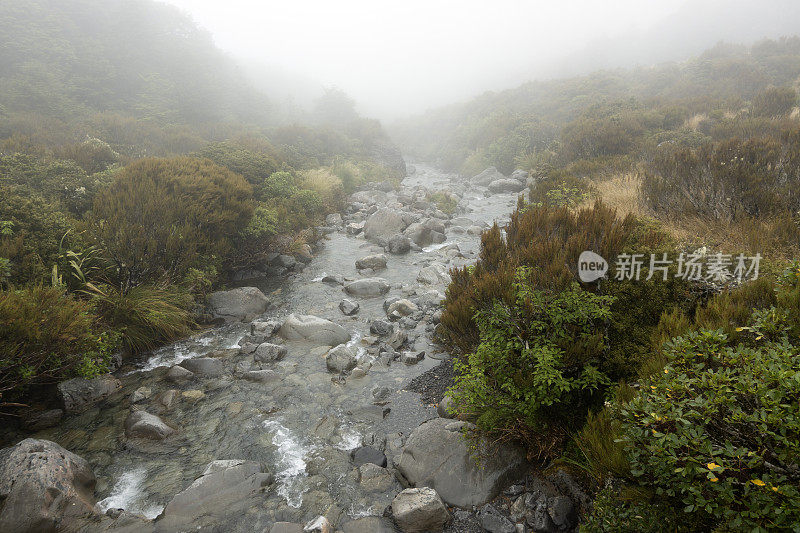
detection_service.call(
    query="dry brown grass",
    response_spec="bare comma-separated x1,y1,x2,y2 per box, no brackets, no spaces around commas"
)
579,172,646,219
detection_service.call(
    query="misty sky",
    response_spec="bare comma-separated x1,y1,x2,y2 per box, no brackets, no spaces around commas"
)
161,0,797,119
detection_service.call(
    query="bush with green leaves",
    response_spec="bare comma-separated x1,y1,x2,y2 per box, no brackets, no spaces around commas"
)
0,285,118,398
450,267,616,455
596,328,800,531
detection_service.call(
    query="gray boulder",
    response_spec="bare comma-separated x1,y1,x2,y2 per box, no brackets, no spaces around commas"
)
471,167,505,186
341,516,398,533
166,365,194,383
352,446,387,467
57,374,121,413
395,419,527,508
350,190,388,205
207,287,270,323
179,357,225,377
511,169,529,182
387,299,418,317
280,314,350,346
387,234,412,254
364,208,408,242
417,264,451,285
0,439,97,533
326,344,357,374
488,178,525,194
355,253,387,271
270,523,303,533
344,278,390,297
254,343,288,363
339,298,360,316
478,504,515,533
391,487,450,533
124,410,175,440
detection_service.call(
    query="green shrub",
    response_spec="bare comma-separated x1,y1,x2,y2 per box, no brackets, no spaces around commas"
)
87,157,253,287
241,204,279,239
258,170,296,199
451,268,615,456
602,329,800,531
196,141,279,186
429,191,457,215
0,285,118,397
751,85,797,118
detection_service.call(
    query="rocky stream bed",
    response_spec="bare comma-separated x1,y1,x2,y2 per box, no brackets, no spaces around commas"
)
0,164,588,533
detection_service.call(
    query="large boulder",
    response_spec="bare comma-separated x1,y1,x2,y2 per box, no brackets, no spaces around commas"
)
124,410,175,440
511,169,529,182
57,374,121,413
488,178,526,194
179,357,225,377
395,419,527,508
471,167,505,187
391,487,450,533
344,278,390,298
326,344,357,374
158,460,273,529
387,234,411,254
350,190,388,205
355,253,388,271
364,209,408,243
0,439,97,532
279,314,350,346
254,343,288,363
340,516,398,533
416,264,451,286
403,219,446,247
207,287,270,323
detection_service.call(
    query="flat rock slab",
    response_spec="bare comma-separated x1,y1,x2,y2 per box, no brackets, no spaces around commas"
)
57,374,121,413
279,314,350,346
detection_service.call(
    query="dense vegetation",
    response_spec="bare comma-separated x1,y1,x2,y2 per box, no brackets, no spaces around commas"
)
0,0,403,403
425,38,800,531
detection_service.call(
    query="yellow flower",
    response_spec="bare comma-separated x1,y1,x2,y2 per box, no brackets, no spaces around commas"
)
710,476,719,482
772,486,779,492
706,462,720,470
751,479,766,487
664,368,669,374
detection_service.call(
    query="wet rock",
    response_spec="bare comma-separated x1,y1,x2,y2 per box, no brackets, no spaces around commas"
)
159,460,274,528
547,496,577,530
387,299,418,317
526,497,556,533
0,438,97,533
130,386,152,404
166,365,194,383
57,374,121,413
280,314,350,346
471,166,505,186
350,367,367,378
396,419,527,508
401,351,425,365
437,393,456,418
417,290,445,308
511,169,529,182
21,409,63,431
355,253,388,270
124,410,175,440
243,369,280,383
254,343,288,363
356,463,394,493
350,190,388,205
270,523,303,533
372,386,392,404
339,298,360,316
364,208,408,243
344,277,390,297
276,254,297,269
370,319,393,336
346,221,365,235
182,390,205,402
179,357,225,377
325,213,343,226
153,389,178,410
340,516,398,532
323,274,345,285
389,329,409,349
391,487,450,533
488,178,525,193
417,264,451,285
207,287,270,323
387,234,411,254
304,515,333,533
352,446,387,467
252,319,282,337
326,344,357,374
478,504,515,533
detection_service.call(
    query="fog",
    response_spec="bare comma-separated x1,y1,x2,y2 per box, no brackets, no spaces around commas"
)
162,0,800,119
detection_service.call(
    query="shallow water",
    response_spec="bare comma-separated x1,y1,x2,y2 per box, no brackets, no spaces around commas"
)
27,163,522,529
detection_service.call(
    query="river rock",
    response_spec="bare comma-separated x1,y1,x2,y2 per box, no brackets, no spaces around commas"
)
130,386,152,404
355,253,387,270
166,365,194,383
339,298,360,316
326,344,357,374
437,393,456,418
207,287,270,323
57,374,121,413
387,299,418,317
396,419,527,508
242,369,281,383
254,343,288,363
488,178,525,194
387,234,411,254
270,523,303,533
391,487,450,533
340,516,398,533
344,277,390,297
364,208,407,242
417,264,451,285
478,504,515,533
279,314,350,346
369,319,393,336
352,446,387,467
159,460,274,529
125,410,175,440
350,190,388,205
401,351,424,365
252,319,281,337
0,439,97,533
179,357,225,377
357,463,394,493
471,167,505,186
325,213,343,226
511,169,529,182
21,409,63,431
